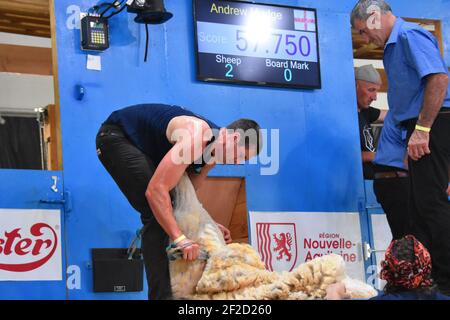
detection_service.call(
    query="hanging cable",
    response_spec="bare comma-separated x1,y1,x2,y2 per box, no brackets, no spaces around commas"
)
99,0,122,17
88,2,112,15
144,23,149,62
102,0,128,19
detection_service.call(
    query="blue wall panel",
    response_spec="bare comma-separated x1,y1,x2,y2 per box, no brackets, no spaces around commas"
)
0,170,63,210
0,170,67,299
52,0,450,299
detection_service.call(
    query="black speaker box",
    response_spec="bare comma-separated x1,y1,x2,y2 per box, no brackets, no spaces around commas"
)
92,248,144,293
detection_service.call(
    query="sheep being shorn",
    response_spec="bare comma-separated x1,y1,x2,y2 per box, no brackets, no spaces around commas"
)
169,174,377,300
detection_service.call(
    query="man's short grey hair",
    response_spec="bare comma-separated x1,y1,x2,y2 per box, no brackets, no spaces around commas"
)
351,0,392,26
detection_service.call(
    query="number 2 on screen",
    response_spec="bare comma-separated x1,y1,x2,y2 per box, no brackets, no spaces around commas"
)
225,64,234,78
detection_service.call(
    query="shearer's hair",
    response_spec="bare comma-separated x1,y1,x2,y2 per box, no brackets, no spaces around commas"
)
226,119,263,155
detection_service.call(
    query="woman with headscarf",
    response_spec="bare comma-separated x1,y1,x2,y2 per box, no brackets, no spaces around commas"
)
371,235,450,300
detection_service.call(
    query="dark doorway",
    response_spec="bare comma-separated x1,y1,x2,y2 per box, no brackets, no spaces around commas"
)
0,115,43,170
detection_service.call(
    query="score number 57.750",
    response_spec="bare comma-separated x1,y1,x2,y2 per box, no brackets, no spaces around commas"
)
236,30,311,57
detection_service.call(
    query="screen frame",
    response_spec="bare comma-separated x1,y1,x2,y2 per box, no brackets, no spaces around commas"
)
193,0,322,90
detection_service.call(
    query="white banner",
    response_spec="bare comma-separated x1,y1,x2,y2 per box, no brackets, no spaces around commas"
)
0,209,62,281
249,211,365,281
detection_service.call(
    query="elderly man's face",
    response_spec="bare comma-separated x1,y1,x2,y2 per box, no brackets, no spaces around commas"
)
356,80,380,110
353,17,387,48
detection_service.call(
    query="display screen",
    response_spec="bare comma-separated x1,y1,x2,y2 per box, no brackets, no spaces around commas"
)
90,21,104,29
194,0,321,89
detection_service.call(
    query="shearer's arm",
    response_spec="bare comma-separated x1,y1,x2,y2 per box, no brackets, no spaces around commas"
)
145,126,208,260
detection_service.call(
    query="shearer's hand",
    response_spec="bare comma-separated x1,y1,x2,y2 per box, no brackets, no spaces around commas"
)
177,238,200,261
408,129,431,161
216,223,232,244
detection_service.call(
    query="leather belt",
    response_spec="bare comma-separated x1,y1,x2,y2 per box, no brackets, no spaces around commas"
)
374,171,408,179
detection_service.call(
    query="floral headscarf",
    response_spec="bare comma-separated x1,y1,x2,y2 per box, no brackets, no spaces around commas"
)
380,235,433,290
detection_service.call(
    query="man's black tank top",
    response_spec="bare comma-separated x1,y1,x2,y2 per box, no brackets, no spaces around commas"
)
104,104,220,170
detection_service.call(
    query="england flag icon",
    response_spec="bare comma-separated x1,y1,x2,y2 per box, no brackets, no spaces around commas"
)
294,10,316,32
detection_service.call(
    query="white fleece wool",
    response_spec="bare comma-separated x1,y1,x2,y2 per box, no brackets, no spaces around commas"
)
341,277,378,299
169,174,376,300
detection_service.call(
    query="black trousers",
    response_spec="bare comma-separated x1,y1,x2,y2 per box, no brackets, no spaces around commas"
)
405,112,450,293
95,124,173,300
373,176,411,240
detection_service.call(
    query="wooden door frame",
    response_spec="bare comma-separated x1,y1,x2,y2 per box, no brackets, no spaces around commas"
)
49,0,62,170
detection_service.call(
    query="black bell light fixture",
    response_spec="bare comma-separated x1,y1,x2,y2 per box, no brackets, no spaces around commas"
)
127,0,173,62
127,0,173,24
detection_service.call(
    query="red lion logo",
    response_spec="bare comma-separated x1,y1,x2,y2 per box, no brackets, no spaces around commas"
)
273,232,293,261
